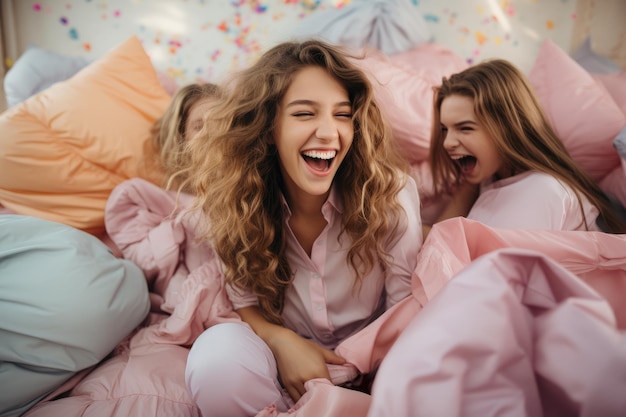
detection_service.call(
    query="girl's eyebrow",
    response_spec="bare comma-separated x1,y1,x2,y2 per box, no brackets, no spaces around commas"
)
285,99,352,108
442,120,479,128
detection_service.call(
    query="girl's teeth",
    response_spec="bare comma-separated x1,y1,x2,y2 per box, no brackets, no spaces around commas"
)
302,150,336,159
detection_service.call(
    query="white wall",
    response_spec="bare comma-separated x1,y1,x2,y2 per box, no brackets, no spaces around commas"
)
1,1,578,79
0,0,624,99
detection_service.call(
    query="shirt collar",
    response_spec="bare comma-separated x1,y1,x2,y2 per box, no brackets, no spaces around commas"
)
280,183,344,221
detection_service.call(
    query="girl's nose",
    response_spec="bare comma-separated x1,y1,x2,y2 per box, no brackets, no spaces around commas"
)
443,131,458,151
315,116,340,141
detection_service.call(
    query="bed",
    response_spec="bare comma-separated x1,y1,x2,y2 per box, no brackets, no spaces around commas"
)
1,14,626,417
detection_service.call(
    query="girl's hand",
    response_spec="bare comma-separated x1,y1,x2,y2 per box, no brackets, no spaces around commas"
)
237,306,346,403
268,328,346,403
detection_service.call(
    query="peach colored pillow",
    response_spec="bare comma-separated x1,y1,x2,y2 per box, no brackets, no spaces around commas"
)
528,39,625,182
0,36,169,235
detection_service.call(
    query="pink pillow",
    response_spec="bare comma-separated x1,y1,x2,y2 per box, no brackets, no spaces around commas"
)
354,44,468,164
592,72,626,117
528,39,625,182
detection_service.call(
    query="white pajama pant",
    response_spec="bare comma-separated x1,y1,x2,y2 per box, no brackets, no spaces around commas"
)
0,215,150,417
185,322,291,417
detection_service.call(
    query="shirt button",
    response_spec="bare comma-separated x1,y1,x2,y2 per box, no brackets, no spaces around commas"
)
323,334,332,339
312,273,320,279
316,305,324,311
317,241,324,246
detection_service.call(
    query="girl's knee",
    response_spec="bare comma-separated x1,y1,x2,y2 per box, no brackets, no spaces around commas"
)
185,322,284,417
186,322,253,380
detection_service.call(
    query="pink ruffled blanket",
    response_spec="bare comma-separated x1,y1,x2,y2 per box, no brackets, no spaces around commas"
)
24,179,626,417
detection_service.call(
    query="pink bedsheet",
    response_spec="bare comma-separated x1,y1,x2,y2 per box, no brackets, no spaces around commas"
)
24,214,626,417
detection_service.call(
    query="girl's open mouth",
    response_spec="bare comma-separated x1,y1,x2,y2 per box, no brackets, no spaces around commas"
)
302,150,336,172
454,155,477,174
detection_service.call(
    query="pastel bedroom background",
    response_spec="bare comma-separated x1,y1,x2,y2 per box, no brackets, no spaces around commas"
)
0,0,625,113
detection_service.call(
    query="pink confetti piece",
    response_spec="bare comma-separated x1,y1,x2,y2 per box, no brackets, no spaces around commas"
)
33,3,41,11
211,49,223,62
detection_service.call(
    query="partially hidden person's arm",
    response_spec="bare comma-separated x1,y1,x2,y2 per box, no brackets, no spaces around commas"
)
237,306,345,403
423,181,479,240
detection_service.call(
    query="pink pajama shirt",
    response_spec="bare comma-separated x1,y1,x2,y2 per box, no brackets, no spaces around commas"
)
185,177,423,417
468,171,601,231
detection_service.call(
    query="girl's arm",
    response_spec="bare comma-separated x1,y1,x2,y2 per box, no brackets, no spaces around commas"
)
423,181,479,239
237,306,346,402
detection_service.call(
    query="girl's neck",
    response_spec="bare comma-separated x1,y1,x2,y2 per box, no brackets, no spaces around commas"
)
285,192,329,257
494,165,520,182
285,190,328,218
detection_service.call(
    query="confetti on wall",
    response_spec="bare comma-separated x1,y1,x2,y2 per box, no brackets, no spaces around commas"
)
10,0,577,85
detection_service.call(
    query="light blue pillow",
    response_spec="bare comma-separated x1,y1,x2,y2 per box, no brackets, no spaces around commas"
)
0,214,149,415
570,37,622,75
291,0,430,55
614,125,626,160
3,45,91,107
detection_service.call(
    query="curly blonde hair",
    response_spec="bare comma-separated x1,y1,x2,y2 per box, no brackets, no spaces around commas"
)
429,59,626,233
152,82,220,191
182,39,410,323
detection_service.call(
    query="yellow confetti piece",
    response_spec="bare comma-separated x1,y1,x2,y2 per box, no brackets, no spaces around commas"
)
475,31,488,45
494,37,502,45
4,57,14,68
546,19,554,30
167,68,185,79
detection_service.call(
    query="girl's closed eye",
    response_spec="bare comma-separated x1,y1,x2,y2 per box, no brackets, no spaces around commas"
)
292,111,314,117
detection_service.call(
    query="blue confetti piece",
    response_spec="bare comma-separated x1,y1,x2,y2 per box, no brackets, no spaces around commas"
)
424,14,439,23
69,28,78,40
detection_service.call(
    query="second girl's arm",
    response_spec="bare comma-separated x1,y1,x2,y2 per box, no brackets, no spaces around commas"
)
423,181,479,239
237,306,345,403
